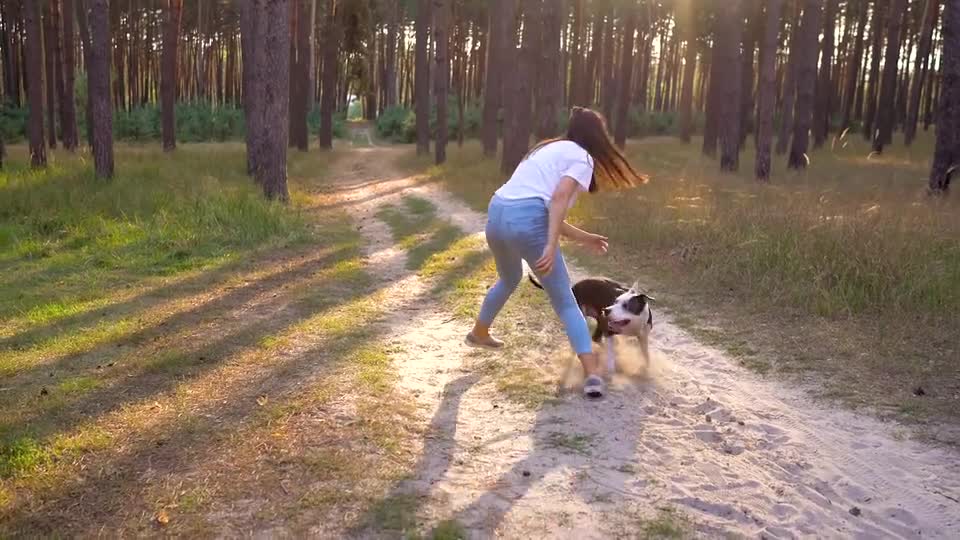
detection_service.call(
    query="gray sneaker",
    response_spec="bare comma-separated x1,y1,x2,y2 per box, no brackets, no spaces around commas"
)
583,375,605,399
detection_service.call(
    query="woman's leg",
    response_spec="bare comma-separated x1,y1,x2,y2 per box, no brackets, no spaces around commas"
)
469,219,523,348
534,249,601,381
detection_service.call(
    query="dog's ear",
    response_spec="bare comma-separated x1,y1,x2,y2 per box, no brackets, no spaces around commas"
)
640,293,656,303
630,279,641,292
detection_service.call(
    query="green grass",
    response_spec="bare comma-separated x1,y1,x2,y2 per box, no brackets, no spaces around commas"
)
0,144,313,354
545,432,594,455
639,508,690,539
405,134,960,433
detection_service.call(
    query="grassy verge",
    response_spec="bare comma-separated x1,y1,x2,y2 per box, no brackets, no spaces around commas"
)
400,136,960,439
0,144,424,535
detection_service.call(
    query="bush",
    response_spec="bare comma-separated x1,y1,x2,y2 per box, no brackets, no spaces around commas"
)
307,105,347,139
376,98,483,143
1,99,346,145
0,102,28,143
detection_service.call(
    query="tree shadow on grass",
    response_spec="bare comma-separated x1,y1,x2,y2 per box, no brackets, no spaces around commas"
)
0,225,502,536
0,245,374,445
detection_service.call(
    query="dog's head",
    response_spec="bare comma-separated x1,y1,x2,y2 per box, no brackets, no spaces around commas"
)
602,281,654,336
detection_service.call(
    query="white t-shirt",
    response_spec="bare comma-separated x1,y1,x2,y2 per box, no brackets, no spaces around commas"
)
495,140,594,208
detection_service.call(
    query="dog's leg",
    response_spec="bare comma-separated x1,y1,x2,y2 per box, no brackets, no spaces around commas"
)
638,331,651,370
605,336,616,375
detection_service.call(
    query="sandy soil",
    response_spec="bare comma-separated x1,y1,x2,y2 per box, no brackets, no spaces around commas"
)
324,144,960,539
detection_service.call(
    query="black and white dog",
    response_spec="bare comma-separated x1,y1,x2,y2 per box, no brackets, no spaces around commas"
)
527,274,654,375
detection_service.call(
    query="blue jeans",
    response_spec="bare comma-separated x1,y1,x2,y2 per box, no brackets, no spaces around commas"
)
477,195,593,355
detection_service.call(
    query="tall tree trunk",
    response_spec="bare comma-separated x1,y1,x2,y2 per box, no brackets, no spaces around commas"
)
48,1,63,149
245,0,291,200
87,0,113,179
587,4,605,105
43,2,57,149
702,47,720,156
678,0,697,143
240,0,256,169
161,0,182,152
482,0,517,157
318,0,339,149
25,0,46,167
929,0,959,194
308,0,317,105
384,0,400,108
740,0,759,145
873,0,907,153
717,0,743,171
788,0,823,169
841,0,868,131
776,0,802,155
755,0,784,182
535,0,563,139
291,0,310,151
863,0,887,140
415,0,431,155
434,0,449,164
500,15,533,173
906,0,940,145
569,0,585,106
76,0,94,148
613,2,637,148
813,0,837,148
59,0,78,151
601,3,616,120
653,30,666,111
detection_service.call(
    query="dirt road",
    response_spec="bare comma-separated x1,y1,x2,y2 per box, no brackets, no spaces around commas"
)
316,145,960,539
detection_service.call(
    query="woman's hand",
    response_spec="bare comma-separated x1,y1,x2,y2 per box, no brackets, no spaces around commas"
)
579,232,609,255
534,243,557,276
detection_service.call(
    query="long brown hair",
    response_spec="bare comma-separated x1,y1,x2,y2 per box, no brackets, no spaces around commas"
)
526,107,649,193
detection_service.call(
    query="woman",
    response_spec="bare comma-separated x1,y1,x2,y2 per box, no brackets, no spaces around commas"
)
466,107,648,398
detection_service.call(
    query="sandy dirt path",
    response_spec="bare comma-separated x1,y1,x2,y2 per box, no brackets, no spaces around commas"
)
324,145,960,539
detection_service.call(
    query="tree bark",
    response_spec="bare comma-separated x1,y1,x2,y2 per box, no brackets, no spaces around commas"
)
906,0,940,145
318,0,339,149
587,3,605,106
788,0,823,169
87,0,113,178
415,0,431,155
929,0,959,194
501,6,534,175
384,0,400,108
244,0,291,200
75,0,94,148
60,0,78,151
291,0,310,151
434,0,449,164
755,0,784,182
872,0,907,153
841,0,868,131
601,3,616,120
678,0,697,143
739,0,759,146
240,0,257,168
569,0,585,106
812,0,837,148
161,0,182,152
863,0,887,140
25,0,47,167
717,0,743,171
776,0,802,155
535,0,564,140
613,2,637,148
45,1,61,149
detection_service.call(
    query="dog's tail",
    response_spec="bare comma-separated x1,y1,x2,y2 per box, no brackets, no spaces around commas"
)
527,273,545,290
